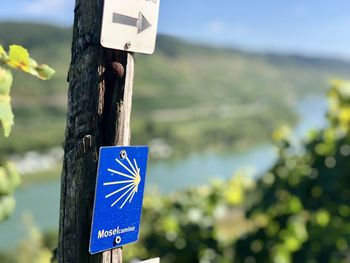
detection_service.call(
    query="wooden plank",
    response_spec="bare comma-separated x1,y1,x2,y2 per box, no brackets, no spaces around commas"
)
101,52,135,263
115,52,135,146
111,248,123,263
102,250,111,263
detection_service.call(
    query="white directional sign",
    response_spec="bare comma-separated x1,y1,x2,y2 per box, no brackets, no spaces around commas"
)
101,0,160,54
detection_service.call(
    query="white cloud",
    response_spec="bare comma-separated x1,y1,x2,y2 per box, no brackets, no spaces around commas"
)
206,20,227,34
24,0,71,15
205,20,252,38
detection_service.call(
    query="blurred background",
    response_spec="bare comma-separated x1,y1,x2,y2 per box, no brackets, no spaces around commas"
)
0,1,350,262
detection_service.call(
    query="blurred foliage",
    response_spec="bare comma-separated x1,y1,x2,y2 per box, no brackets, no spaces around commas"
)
0,66,14,137
121,81,350,263
0,44,54,136
123,174,256,263
0,162,19,222
0,43,54,223
0,213,55,263
234,80,350,263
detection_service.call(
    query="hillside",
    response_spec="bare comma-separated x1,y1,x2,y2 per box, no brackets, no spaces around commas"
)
0,22,349,156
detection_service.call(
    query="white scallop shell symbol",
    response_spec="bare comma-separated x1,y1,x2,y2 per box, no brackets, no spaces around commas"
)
104,151,141,209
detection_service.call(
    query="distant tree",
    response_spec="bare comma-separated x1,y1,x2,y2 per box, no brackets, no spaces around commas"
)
0,44,54,222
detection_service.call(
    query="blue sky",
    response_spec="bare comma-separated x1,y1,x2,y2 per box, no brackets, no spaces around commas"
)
1,0,349,59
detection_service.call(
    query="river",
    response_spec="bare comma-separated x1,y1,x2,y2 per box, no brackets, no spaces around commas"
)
0,96,328,250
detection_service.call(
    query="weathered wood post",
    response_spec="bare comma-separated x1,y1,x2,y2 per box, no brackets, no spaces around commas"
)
57,0,134,262
58,0,159,261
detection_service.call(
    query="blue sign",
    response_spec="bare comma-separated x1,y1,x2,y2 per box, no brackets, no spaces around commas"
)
89,146,149,254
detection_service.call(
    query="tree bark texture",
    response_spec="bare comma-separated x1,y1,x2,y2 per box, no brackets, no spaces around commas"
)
58,0,134,262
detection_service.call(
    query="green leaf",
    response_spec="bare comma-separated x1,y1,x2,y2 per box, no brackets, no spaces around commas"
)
0,45,7,60
0,196,16,222
3,45,55,80
315,210,330,227
0,94,14,137
0,163,19,195
5,162,20,190
0,67,14,137
0,166,9,195
8,45,30,71
36,64,56,80
0,67,13,95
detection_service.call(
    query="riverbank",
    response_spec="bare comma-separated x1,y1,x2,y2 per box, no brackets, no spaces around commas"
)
0,96,328,250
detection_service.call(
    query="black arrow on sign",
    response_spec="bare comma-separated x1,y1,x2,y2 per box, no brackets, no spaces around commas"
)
112,12,152,34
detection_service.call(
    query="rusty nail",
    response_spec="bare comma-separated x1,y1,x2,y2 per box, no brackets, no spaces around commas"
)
111,62,125,78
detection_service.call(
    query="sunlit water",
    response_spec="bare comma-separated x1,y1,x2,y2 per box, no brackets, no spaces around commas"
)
0,96,328,250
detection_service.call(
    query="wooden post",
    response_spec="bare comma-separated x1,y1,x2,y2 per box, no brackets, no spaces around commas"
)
57,0,135,262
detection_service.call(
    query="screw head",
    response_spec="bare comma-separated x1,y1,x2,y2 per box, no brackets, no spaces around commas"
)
115,236,122,244
125,42,131,49
120,150,127,159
